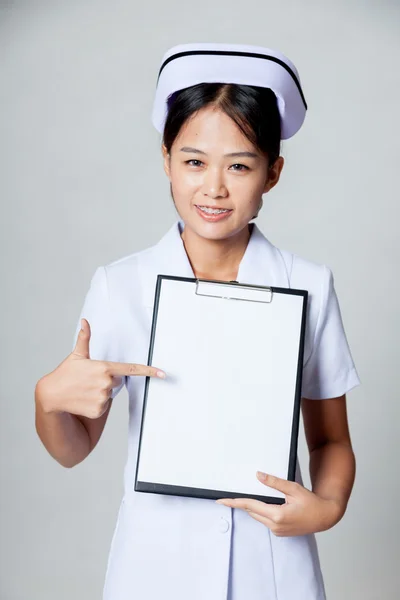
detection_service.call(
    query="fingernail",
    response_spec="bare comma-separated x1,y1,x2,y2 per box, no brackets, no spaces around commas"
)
216,500,225,505
157,370,166,379
257,471,267,480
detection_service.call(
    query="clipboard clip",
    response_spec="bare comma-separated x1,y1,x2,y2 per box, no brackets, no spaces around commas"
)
195,278,273,304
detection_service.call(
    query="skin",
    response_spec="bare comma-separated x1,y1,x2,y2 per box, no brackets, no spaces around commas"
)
162,105,284,281
163,104,356,536
35,319,165,468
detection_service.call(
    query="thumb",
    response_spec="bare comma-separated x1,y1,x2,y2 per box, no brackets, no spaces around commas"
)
73,318,91,359
256,472,297,496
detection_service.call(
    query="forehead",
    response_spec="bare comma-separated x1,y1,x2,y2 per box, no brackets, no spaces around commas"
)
173,106,254,149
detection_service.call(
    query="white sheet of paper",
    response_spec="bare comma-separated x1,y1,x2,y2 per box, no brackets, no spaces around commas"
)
136,278,305,500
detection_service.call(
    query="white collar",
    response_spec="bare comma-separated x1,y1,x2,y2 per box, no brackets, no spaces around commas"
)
138,219,291,308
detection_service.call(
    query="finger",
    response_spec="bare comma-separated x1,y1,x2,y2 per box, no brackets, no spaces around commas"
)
103,361,166,379
247,511,277,530
98,397,112,418
216,498,281,521
73,318,91,359
256,471,299,497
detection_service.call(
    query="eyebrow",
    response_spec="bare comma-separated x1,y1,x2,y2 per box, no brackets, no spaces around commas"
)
179,146,259,159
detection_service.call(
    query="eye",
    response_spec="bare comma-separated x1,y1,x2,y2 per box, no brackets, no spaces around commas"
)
230,164,249,171
185,159,203,167
184,160,249,171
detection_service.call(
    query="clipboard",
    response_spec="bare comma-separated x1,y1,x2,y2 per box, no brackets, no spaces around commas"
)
135,275,308,504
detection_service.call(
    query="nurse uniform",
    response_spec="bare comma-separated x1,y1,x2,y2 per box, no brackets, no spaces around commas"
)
72,44,361,600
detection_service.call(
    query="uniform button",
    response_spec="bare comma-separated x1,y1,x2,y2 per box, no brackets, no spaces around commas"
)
219,518,230,533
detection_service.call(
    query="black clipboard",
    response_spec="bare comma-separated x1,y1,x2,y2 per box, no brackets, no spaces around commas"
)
135,275,307,504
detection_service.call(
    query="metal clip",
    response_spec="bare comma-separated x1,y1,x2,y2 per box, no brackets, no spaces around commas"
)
195,279,273,303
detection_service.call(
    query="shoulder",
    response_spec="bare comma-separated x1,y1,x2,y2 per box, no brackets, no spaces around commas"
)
278,245,332,296
277,247,338,366
101,241,159,283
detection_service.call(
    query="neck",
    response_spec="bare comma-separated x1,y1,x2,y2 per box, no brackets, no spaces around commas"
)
180,222,253,281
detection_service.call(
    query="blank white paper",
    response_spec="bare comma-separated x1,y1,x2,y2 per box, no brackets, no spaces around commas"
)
136,278,305,500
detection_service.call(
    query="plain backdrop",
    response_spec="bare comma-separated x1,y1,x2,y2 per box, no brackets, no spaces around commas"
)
1,0,399,598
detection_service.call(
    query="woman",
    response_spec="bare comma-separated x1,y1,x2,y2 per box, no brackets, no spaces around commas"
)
35,43,361,600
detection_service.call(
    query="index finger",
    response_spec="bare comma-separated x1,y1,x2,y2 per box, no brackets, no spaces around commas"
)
103,361,166,379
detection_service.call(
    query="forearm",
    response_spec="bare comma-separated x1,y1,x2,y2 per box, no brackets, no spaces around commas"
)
309,441,356,522
35,380,90,468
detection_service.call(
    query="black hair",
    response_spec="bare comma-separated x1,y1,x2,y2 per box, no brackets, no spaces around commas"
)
162,83,281,168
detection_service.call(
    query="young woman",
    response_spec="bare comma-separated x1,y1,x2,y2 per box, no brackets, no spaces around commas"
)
35,43,361,600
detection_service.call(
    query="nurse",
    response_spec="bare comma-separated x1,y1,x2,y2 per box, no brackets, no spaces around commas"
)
35,43,361,600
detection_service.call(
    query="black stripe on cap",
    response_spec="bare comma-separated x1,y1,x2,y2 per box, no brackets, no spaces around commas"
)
157,50,307,110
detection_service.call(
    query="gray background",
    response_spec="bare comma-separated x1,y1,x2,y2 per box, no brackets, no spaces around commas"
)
1,0,399,598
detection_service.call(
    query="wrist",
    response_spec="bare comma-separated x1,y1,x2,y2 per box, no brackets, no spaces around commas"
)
319,496,346,530
35,376,61,415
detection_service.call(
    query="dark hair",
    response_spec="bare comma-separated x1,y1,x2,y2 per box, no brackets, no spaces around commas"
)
162,83,281,168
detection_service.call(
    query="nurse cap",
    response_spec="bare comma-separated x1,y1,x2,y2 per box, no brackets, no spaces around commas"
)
151,42,307,140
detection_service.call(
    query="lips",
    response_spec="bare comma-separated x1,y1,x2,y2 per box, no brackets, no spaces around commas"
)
195,204,232,213
194,204,233,222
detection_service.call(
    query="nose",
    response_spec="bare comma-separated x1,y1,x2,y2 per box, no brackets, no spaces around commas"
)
202,168,228,199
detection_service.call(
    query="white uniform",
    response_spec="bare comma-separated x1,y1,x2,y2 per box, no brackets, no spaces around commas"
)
73,219,361,600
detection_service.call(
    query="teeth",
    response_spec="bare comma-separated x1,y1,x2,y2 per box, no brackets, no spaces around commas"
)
198,206,231,215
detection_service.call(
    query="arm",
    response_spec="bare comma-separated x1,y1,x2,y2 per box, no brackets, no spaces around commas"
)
35,319,165,469
301,394,356,523
216,394,356,535
35,374,112,469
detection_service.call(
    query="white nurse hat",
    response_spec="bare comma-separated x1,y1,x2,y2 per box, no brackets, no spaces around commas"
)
151,42,307,140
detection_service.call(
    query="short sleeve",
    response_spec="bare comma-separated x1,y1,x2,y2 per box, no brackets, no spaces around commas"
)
72,266,125,399
301,264,361,399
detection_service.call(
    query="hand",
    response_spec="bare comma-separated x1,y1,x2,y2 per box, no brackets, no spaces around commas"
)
35,318,166,419
216,471,342,537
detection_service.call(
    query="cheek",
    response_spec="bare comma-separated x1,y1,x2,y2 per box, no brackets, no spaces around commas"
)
234,180,263,203
233,173,265,194
241,186,263,214
171,167,199,195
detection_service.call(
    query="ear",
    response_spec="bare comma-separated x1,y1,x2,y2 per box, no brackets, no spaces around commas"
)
162,144,171,180
263,156,285,194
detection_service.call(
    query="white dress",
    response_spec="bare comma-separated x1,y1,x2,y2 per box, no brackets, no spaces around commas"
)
73,220,361,600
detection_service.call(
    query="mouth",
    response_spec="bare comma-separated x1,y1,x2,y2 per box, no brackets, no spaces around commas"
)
194,204,233,222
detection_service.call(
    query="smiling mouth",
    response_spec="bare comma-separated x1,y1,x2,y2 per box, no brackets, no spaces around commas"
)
195,205,233,215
